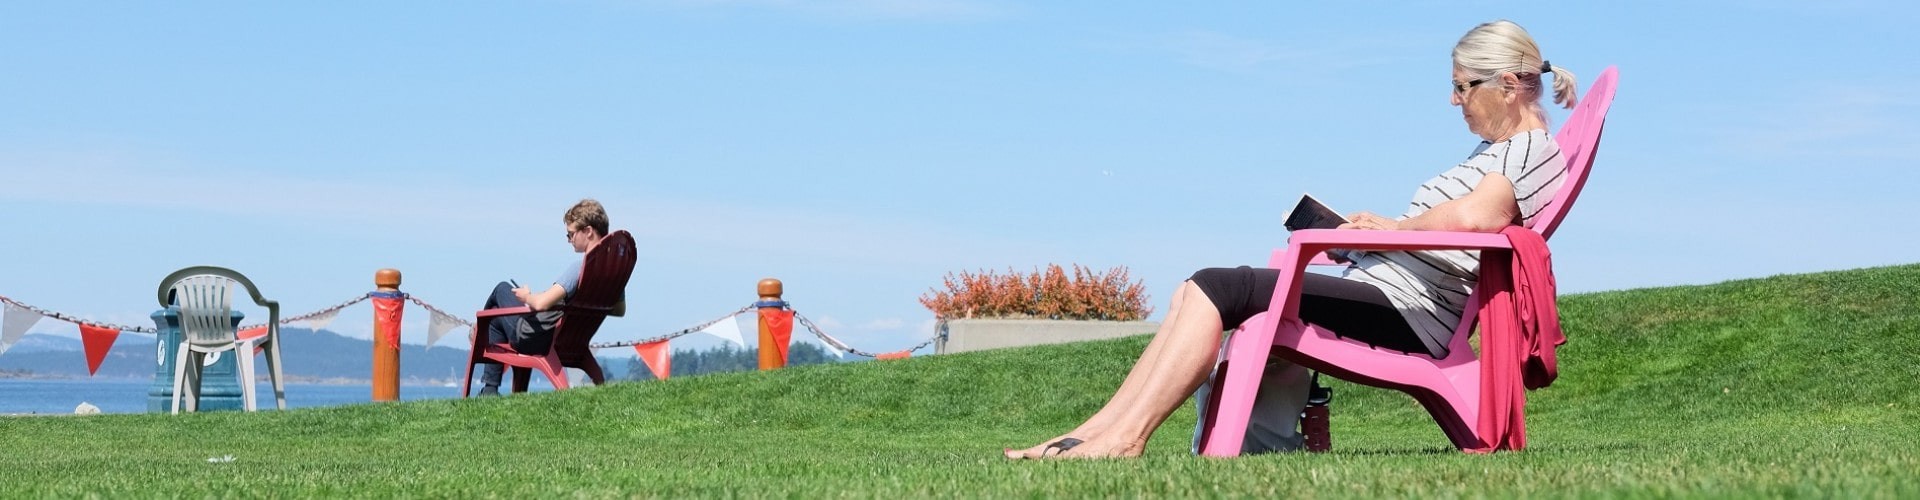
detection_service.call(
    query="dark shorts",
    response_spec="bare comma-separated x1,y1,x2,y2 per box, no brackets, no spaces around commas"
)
1188,266,1433,356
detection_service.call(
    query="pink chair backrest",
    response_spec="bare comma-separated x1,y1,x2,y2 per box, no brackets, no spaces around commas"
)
1528,66,1618,240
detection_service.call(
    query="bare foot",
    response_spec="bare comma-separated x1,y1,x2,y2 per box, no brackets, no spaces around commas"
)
1004,426,1106,460
1047,435,1145,459
1005,431,1146,460
1002,437,1088,460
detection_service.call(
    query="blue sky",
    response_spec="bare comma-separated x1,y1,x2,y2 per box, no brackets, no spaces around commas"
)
3,1,1917,359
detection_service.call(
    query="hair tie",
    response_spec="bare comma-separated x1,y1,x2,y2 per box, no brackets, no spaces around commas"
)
1539,60,1552,74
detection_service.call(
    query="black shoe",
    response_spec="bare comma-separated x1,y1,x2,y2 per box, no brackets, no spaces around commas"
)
478,385,500,397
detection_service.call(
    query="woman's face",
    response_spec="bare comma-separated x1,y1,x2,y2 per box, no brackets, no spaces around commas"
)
1451,67,1509,141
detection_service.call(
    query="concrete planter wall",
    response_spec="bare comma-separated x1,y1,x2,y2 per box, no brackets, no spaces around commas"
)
935,318,1160,355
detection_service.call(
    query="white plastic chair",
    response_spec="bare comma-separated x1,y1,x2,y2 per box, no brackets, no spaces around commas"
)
158,266,287,413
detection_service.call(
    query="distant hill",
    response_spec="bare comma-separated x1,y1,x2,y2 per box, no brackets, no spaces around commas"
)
0,328,629,383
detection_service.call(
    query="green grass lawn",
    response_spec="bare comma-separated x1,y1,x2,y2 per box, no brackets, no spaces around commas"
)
4,265,1919,497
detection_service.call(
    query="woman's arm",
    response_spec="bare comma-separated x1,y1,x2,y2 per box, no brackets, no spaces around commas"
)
1344,173,1519,233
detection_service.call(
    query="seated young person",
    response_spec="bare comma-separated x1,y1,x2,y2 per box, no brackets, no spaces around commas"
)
474,198,627,396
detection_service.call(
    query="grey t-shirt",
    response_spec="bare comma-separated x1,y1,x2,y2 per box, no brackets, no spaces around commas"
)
524,260,585,336
554,259,584,298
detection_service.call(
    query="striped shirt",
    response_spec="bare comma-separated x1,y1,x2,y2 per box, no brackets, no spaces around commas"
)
1341,128,1566,357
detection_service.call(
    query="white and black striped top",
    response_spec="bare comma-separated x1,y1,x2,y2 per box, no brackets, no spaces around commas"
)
1342,128,1566,356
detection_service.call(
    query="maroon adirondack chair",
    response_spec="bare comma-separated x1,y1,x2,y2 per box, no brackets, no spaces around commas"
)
461,230,636,396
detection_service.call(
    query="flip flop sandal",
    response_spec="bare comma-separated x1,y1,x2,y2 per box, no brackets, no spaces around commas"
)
1042,437,1084,457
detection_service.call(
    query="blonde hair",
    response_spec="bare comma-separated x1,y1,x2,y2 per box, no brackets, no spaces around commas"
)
1453,20,1578,119
564,198,609,237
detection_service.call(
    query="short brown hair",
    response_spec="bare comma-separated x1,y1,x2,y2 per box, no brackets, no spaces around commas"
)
564,199,609,237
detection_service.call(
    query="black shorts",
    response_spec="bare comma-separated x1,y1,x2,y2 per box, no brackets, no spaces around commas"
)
1188,266,1433,356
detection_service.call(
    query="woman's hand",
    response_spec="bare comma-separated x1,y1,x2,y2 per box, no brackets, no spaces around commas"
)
1338,212,1401,231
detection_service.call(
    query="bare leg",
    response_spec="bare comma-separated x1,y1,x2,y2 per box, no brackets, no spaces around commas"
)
1006,281,1225,459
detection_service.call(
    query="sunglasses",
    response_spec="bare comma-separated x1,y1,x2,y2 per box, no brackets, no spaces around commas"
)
1452,77,1489,96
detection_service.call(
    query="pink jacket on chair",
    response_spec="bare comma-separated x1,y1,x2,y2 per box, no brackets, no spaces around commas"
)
1469,225,1566,452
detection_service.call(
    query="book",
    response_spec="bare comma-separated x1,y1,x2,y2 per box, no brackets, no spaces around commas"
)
1283,193,1348,231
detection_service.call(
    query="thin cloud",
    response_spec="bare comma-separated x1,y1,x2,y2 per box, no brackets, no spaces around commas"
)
0,151,1036,268
857,318,904,330
1715,83,1920,161
1113,30,1408,75
639,0,1004,21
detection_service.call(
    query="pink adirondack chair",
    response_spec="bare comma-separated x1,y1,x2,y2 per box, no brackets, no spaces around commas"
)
461,230,637,396
1197,67,1618,455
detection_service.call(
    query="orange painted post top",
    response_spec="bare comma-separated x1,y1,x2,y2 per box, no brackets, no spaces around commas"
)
371,269,404,402
756,278,788,371
375,269,402,290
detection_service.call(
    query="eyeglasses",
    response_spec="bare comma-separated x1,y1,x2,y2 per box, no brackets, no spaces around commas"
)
565,227,581,240
1452,77,1489,96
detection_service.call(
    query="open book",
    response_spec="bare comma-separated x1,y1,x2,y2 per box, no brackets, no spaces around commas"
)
1283,193,1348,231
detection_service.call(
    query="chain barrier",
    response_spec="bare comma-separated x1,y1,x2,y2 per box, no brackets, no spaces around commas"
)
236,293,374,331
790,308,939,358
405,294,474,328
7,292,940,359
0,295,160,334
588,303,757,349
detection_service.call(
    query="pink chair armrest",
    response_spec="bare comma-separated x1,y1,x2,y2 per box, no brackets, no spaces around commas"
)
1264,229,1518,319
1285,229,1514,255
476,306,534,319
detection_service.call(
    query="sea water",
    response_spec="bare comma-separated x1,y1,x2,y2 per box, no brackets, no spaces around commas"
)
0,378,530,415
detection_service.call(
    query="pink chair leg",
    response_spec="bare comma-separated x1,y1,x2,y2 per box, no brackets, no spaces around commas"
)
1200,313,1287,456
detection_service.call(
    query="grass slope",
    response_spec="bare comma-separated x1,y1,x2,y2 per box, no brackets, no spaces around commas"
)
3,265,1918,497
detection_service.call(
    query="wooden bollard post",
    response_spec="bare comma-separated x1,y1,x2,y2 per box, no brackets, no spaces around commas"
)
370,269,405,401
756,278,789,371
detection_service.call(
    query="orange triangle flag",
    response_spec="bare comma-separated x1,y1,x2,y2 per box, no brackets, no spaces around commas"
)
761,309,794,365
238,326,269,341
876,350,911,361
78,324,121,376
633,340,671,380
238,326,270,355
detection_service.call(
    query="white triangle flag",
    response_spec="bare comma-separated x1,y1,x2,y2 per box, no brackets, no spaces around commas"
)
696,314,746,347
425,310,464,350
2,302,46,356
813,336,846,359
304,308,343,332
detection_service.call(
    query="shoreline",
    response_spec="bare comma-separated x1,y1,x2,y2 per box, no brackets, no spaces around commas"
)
0,376,469,387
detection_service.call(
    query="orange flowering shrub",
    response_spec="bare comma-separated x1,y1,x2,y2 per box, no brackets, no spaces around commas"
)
919,264,1153,321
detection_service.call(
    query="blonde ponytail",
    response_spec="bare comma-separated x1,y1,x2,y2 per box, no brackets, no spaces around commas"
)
1544,63,1578,110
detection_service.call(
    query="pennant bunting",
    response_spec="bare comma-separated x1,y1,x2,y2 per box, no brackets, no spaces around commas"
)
813,336,846,359
761,309,794,365
875,350,912,361
2,301,45,356
237,326,269,341
238,326,270,356
633,340,671,380
304,308,342,332
425,310,463,350
697,314,746,347
78,324,121,375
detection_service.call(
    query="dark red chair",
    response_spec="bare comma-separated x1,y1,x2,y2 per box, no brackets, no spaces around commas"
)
461,230,636,396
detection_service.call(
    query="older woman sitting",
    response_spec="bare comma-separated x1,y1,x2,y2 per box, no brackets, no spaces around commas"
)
1006,19,1580,459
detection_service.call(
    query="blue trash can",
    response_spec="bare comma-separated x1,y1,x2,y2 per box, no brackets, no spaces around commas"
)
147,307,247,412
